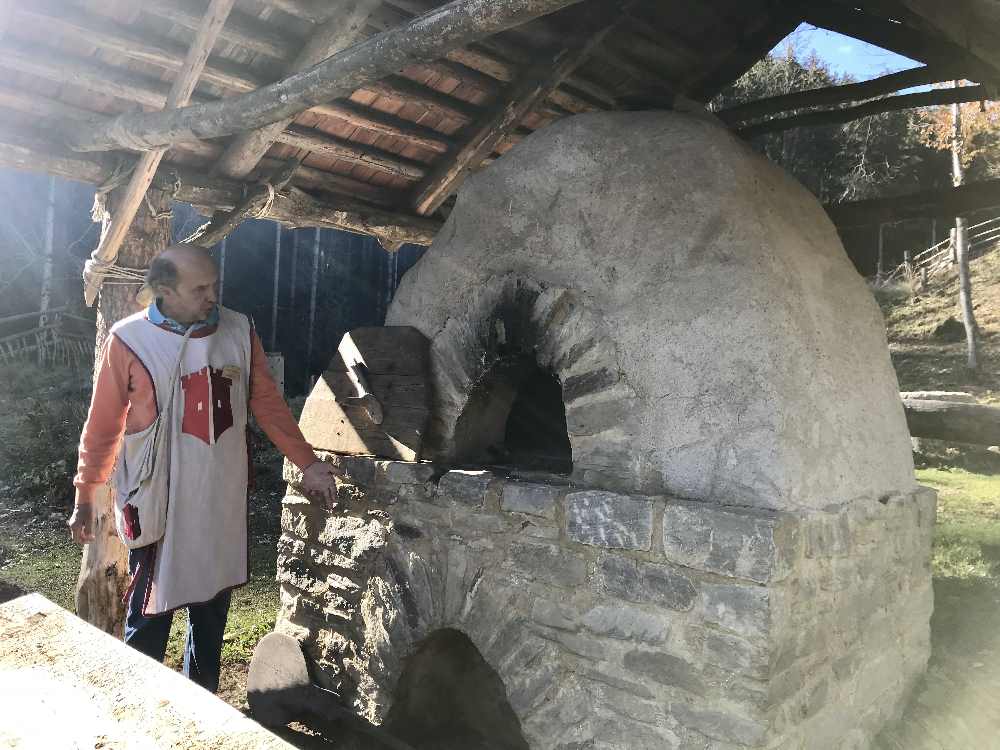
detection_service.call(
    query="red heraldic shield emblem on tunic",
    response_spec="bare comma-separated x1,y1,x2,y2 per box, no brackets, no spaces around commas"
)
180,366,234,444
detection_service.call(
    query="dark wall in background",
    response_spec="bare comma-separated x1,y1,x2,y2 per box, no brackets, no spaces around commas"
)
172,203,425,395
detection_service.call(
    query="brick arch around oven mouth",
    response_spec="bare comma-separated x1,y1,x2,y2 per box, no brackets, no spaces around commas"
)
422,273,655,493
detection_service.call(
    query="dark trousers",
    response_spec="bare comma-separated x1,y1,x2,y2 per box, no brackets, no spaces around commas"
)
123,546,232,693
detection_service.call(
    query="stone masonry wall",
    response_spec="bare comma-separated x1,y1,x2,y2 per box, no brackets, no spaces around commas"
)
275,454,934,750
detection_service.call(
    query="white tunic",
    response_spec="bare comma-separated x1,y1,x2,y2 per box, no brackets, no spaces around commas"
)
112,307,252,615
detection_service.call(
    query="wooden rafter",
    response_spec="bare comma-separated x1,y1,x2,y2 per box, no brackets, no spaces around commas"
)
83,0,236,306
739,84,991,138
718,65,952,125
412,6,627,216
0,84,399,206
66,0,589,153
18,3,456,153
0,128,442,245
0,42,443,183
215,0,380,180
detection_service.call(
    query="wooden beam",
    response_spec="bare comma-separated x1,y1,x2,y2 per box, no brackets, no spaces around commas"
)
143,0,295,61
0,128,442,245
0,41,444,180
83,0,236,306
902,398,1000,445
825,178,1000,228
19,3,455,153
739,84,991,138
17,1,262,95
0,88,399,206
363,76,482,122
262,0,337,24
215,0,380,179
277,125,429,180
896,0,1000,84
412,8,623,216
67,0,589,153
718,65,951,125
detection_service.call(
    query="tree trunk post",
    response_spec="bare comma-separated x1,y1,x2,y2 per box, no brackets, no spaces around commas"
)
951,81,979,371
75,186,172,638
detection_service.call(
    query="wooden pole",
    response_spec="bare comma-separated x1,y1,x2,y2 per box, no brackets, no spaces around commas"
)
737,85,990,139
81,0,236,306
952,81,979,371
718,65,949,125
877,223,886,280
75,187,172,638
39,176,55,331
270,223,282,352
218,237,227,306
66,0,589,153
307,228,320,372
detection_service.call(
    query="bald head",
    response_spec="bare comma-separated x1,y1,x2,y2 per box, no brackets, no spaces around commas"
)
148,244,220,324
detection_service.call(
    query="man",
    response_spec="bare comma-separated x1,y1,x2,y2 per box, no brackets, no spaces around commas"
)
68,244,339,693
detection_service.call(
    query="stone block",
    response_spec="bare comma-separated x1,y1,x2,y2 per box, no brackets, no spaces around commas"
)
531,598,579,631
662,500,797,584
703,631,768,680
507,541,588,588
566,491,653,551
623,650,705,697
501,481,562,519
376,460,436,486
701,583,769,639
581,604,669,644
600,556,697,611
437,469,494,507
670,703,767,746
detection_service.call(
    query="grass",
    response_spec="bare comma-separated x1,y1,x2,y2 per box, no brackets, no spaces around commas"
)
918,468,1000,580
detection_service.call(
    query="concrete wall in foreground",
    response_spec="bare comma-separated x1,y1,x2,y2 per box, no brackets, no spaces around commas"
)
386,111,916,512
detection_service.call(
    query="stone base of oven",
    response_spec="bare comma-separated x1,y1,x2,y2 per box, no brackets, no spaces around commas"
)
275,454,934,750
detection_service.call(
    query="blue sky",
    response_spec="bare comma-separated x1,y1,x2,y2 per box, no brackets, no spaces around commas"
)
772,22,921,81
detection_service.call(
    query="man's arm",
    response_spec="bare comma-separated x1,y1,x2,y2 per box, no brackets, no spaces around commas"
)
69,336,133,543
248,330,340,507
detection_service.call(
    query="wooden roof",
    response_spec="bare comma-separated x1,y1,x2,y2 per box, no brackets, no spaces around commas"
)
0,0,998,247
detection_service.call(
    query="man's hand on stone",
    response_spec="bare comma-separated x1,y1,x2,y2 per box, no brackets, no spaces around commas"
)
301,461,342,510
68,502,96,544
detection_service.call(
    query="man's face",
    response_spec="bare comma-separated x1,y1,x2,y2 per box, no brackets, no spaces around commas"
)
159,256,219,324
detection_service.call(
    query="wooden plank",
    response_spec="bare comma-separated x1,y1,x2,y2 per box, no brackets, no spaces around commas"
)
83,0,236,306
330,326,430,374
66,0,589,153
299,327,430,459
0,594,294,749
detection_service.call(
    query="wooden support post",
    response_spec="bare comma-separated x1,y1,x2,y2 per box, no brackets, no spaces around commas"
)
39,176,56,334
218,238,227,305
75,187,172,638
307,228,320,373
876,223,886,281
952,82,979,371
66,0,588,153
81,0,236,306
270,223,282,352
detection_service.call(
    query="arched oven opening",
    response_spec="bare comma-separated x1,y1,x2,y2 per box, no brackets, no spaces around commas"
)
451,353,572,475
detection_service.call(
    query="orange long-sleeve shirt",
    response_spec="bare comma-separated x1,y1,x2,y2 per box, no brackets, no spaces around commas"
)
74,324,316,503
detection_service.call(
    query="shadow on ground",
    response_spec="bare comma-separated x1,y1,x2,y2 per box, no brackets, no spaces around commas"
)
877,579,1000,749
